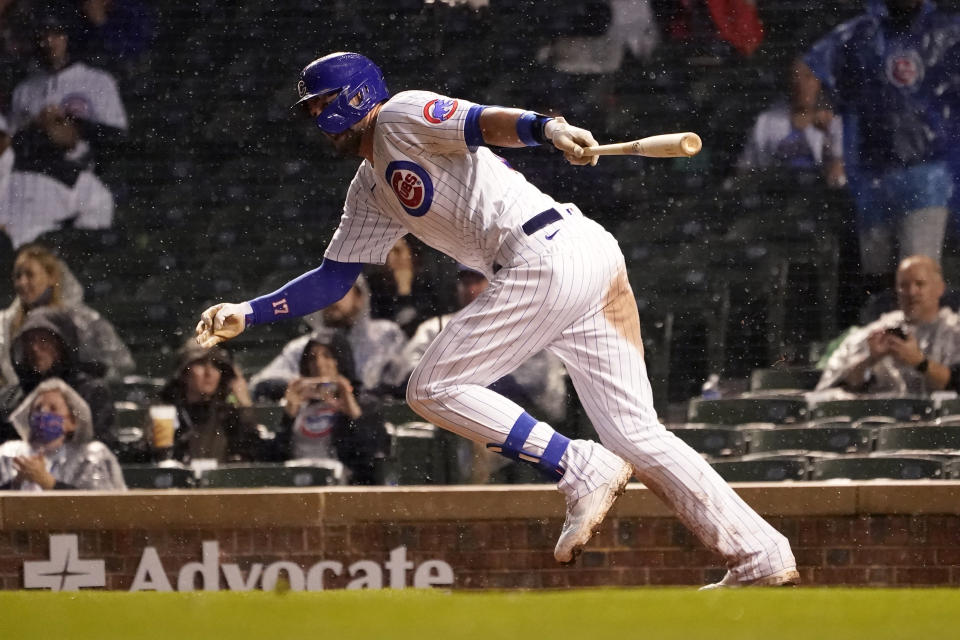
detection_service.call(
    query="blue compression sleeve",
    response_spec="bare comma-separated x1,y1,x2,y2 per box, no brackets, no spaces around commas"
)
244,259,363,327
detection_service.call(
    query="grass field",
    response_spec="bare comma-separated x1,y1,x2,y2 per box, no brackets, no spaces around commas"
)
4,588,960,639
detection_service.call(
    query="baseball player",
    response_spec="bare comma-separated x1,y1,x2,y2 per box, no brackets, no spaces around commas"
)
196,52,798,586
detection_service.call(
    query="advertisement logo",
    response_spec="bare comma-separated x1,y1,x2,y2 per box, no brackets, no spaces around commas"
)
23,534,105,591
22,535,454,592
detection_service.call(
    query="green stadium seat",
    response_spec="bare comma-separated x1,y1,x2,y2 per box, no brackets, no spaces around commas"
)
122,464,195,489
749,367,822,392
668,425,746,458
811,398,935,423
199,462,344,488
709,456,809,482
810,455,946,481
937,397,960,417
387,422,448,485
875,425,960,454
688,397,809,425
744,425,873,455
109,376,165,406
249,404,285,431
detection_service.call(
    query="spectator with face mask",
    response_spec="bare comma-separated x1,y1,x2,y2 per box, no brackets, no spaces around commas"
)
0,377,125,490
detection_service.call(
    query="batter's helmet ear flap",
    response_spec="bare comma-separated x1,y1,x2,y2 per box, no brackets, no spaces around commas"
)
292,52,390,135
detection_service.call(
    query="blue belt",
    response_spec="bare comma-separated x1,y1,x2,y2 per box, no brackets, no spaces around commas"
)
493,208,563,273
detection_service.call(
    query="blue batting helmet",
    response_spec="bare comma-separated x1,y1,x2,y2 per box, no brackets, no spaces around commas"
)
293,52,390,135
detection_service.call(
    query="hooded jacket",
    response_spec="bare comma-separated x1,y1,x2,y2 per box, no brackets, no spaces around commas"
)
0,307,114,444
0,259,135,385
0,377,126,490
158,341,260,463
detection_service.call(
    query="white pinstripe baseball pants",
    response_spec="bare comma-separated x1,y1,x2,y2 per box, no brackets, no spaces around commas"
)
407,216,795,580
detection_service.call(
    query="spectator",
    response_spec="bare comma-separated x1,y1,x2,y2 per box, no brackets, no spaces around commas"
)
155,341,261,464
387,265,569,483
0,115,11,205
365,237,453,337
0,377,125,490
737,57,845,186
0,5,128,248
817,255,960,394
249,275,405,398
72,0,156,70
804,0,960,292
0,243,135,385
0,306,114,445
275,332,385,485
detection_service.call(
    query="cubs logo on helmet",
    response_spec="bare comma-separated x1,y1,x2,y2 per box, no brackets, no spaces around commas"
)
385,161,433,217
423,98,458,124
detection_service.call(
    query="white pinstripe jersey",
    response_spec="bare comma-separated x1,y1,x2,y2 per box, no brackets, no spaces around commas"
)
323,90,561,277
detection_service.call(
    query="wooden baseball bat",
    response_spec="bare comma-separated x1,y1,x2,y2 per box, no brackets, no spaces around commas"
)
580,132,702,158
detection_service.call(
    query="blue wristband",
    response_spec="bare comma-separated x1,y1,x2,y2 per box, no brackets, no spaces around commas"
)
516,112,553,147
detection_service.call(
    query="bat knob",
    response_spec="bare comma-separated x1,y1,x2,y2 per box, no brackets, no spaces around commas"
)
680,133,702,157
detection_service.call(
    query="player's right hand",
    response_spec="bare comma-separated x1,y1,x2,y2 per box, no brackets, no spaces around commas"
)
546,117,599,167
195,302,247,348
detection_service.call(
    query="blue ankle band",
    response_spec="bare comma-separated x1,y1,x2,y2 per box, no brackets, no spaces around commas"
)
538,432,570,480
486,412,568,480
500,412,537,461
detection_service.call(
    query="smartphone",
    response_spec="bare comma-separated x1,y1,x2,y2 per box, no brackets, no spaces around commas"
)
884,326,908,340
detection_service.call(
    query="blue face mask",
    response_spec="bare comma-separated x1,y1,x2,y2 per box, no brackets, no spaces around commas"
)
28,411,65,444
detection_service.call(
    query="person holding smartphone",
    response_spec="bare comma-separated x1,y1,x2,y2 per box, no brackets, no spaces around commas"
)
818,255,960,394
280,332,362,467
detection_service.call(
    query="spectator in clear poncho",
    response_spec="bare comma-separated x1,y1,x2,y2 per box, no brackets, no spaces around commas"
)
0,242,134,385
817,255,960,395
0,377,125,490
0,306,114,445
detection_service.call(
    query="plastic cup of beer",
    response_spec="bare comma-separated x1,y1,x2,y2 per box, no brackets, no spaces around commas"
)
149,405,177,449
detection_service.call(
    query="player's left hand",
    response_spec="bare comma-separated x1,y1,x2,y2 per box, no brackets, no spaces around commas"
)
195,302,248,348
546,117,599,167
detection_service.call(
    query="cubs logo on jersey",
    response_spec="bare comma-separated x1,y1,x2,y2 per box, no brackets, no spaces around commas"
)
61,93,93,119
385,161,433,217
423,98,458,124
886,50,924,90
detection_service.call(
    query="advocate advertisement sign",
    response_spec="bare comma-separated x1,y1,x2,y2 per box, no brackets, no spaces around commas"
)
23,534,455,592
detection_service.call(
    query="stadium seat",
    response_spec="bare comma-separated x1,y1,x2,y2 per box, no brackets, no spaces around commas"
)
811,398,935,423
810,455,947,480
709,456,809,482
688,397,810,425
199,462,344,488
749,367,822,392
122,464,195,489
744,425,873,455
249,404,285,431
387,422,448,485
667,424,746,458
109,376,165,406
875,425,960,454
937,397,960,418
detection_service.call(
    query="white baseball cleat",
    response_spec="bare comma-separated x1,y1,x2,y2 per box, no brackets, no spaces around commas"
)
554,461,634,564
699,567,801,590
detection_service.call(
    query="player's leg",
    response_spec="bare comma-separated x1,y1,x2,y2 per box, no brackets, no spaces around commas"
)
893,161,953,263
407,259,633,561
407,261,627,493
548,237,796,584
